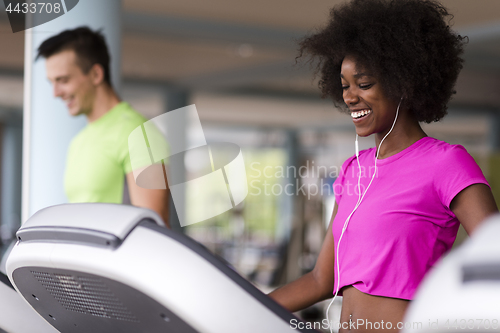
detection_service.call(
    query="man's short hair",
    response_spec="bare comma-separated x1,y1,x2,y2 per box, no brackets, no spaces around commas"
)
37,26,112,86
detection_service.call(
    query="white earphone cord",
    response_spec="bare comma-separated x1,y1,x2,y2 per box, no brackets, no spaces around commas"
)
326,97,403,332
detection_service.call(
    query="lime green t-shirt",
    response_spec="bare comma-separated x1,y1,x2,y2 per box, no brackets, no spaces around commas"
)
64,102,147,203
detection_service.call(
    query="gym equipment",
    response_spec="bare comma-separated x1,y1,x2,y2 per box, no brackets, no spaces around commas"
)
4,203,319,333
0,270,59,333
403,214,500,332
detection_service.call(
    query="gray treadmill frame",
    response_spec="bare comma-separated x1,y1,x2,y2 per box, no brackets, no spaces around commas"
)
10,218,320,333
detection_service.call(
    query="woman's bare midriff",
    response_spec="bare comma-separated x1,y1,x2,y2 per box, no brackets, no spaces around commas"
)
339,286,410,333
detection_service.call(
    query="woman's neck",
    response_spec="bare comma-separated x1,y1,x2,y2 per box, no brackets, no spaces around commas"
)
374,111,427,160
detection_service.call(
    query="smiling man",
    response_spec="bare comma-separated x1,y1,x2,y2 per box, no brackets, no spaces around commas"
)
37,27,170,227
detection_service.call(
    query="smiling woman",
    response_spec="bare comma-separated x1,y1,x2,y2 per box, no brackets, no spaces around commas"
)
268,0,498,331
340,56,412,142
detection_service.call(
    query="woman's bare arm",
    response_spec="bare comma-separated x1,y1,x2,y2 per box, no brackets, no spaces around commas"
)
450,183,498,235
268,203,337,312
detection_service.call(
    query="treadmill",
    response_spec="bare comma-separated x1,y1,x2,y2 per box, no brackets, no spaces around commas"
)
403,214,500,332
0,269,59,333
3,203,320,333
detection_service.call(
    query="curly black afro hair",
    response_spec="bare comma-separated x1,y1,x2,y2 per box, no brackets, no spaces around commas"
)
298,0,467,123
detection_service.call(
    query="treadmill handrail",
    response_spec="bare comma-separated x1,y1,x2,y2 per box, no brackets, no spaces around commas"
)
17,226,122,249
20,203,163,240
137,220,320,333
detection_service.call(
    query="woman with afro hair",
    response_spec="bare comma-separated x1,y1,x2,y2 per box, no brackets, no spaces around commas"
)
269,0,498,331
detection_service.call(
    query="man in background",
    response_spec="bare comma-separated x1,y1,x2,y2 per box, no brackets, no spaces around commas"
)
37,27,170,227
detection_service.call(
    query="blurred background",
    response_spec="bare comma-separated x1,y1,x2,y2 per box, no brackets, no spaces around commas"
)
0,1,499,331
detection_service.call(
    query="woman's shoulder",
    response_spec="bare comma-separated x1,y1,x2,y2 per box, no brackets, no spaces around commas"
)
338,137,475,170
420,137,473,163
375,136,472,164
414,138,483,183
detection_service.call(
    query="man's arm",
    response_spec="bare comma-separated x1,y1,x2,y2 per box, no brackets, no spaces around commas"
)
126,171,170,228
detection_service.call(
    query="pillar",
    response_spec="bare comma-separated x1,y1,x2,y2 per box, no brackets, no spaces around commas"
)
22,0,122,222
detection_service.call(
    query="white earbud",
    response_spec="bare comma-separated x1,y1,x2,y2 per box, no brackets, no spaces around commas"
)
355,135,359,157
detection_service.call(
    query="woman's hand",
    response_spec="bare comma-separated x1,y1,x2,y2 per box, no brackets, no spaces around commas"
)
268,203,338,312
